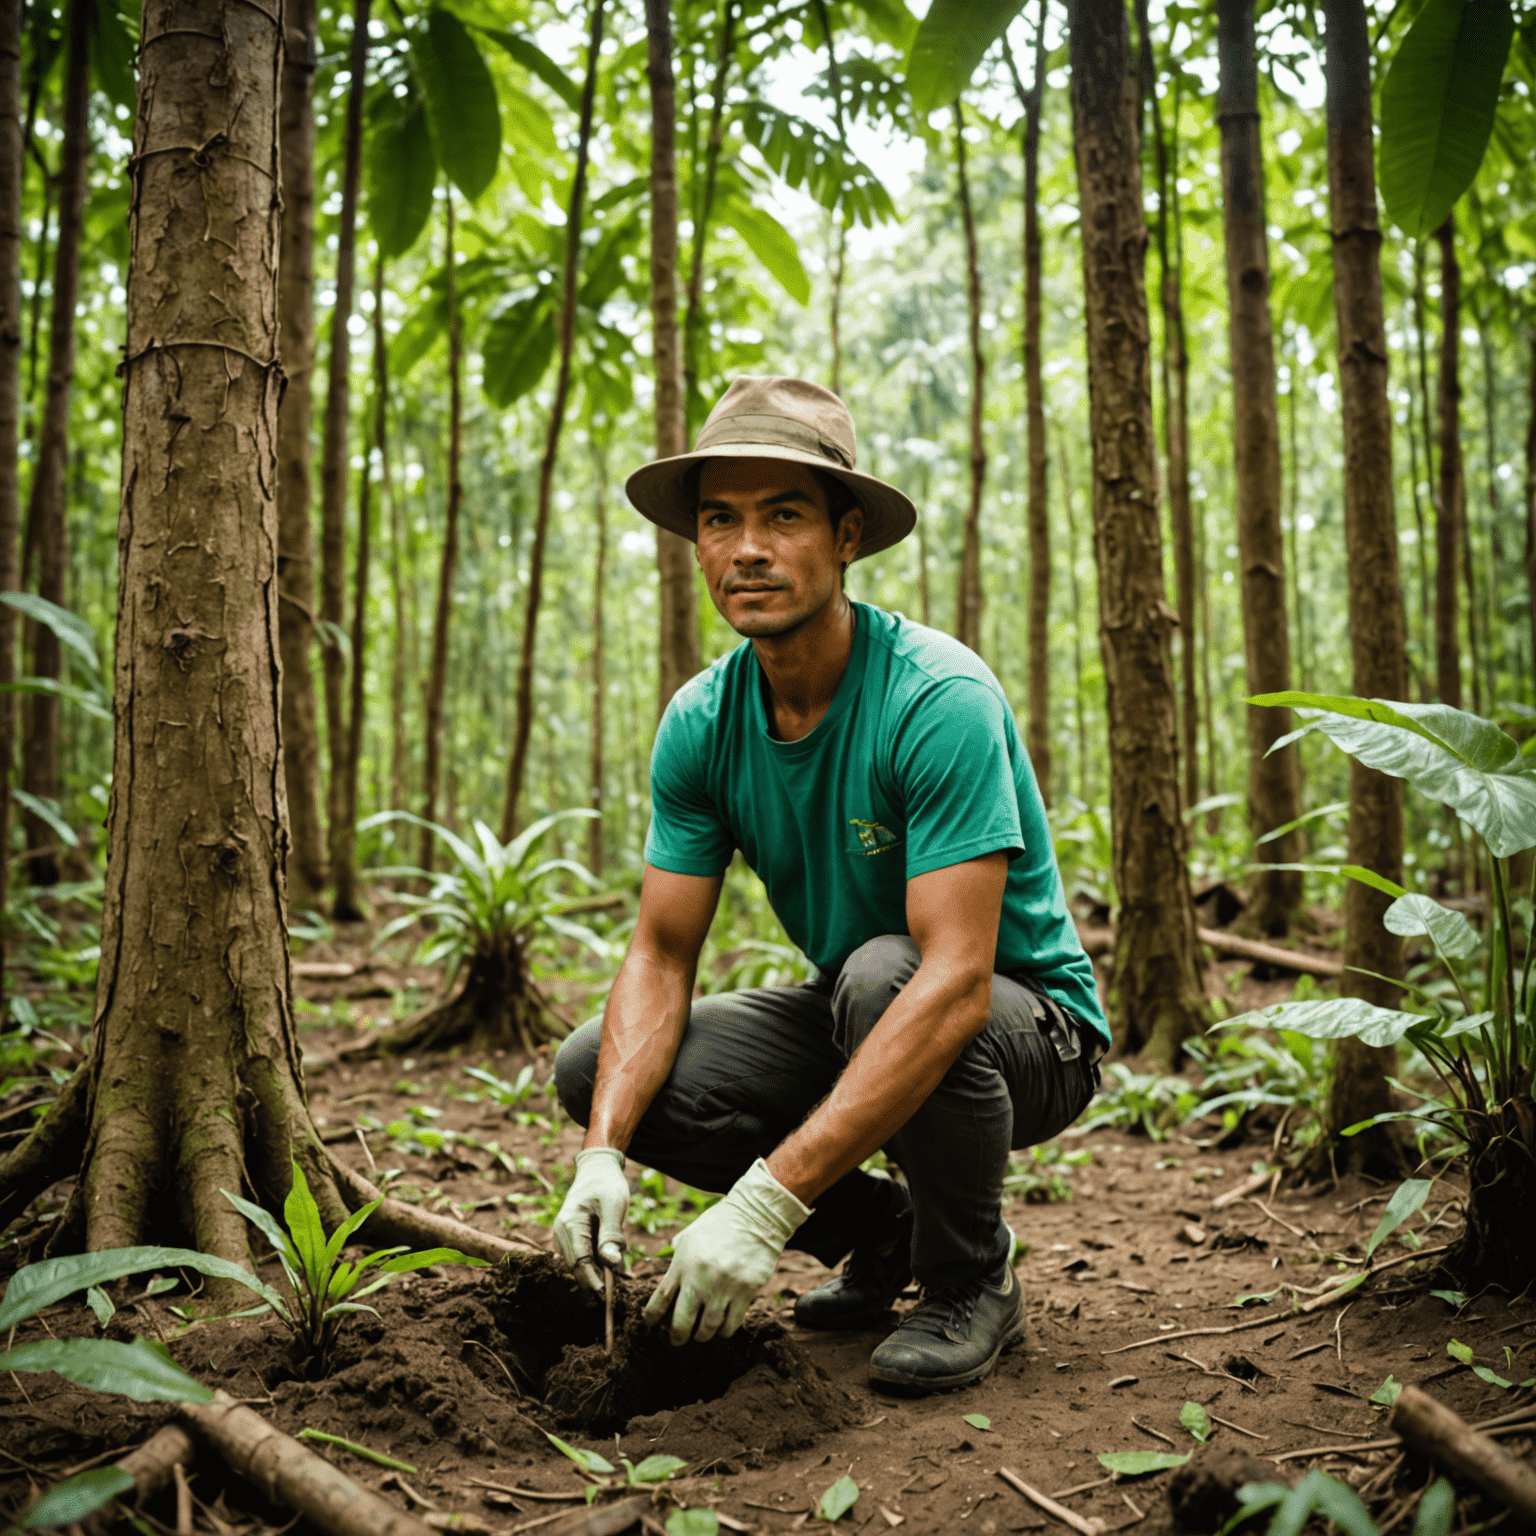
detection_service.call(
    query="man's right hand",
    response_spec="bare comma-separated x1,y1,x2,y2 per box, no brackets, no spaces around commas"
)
553,1146,630,1291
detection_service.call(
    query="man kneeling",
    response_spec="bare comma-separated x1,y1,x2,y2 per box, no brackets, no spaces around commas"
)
550,377,1107,1393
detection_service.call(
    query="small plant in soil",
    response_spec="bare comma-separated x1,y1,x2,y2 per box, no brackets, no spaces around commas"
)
1228,695,1536,1289
223,1158,487,1373
361,808,609,1053
1005,1141,1092,1203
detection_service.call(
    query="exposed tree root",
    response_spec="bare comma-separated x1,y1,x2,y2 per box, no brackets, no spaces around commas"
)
1451,1102,1536,1291
1391,1385,1536,1523
0,1062,88,1230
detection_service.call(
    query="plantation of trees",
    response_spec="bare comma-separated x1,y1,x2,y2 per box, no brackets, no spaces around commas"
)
0,0,1534,1530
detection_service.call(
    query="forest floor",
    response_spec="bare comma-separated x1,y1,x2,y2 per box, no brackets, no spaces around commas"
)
2,930,1533,1536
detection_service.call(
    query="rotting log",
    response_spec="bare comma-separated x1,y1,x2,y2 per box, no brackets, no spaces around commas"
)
1076,924,1343,979
82,1425,197,1533
1391,1385,1536,1524
180,1391,434,1536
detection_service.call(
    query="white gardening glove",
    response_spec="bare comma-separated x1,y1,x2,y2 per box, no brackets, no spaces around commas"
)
553,1147,630,1292
642,1158,810,1346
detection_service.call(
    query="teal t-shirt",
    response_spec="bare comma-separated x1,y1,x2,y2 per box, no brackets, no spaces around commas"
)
644,603,1109,1047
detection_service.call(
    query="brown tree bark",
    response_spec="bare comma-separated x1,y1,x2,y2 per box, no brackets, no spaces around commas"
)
1004,18,1050,797
588,439,607,878
275,0,327,907
319,0,369,920
812,0,846,396
5,0,340,1261
953,99,985,656
419,196,461,872
1216,0,1302,936
1068,0,1209,1063
19,0,88,886
1321,0,1409,1163
1525,333,1536,685
500,0,604,840
1434,215,1461,709
645,0,698,716
0,0,20,1004
1058,438,1090,803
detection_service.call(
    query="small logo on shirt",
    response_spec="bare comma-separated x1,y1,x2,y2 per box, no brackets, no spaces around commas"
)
849,818,901,856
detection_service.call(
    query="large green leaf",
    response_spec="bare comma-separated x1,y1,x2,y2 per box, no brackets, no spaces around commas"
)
905,0,1027,113
482,293,556,407
1251,693,1536,857
1379,0,1515,239
1382,894,1481,960
1366,1178,1433,1260
478,27,580,110
717,198,810,305
284,1159,328,1290
368,98,437,258
418,7,501,202
0,1337,214,1403
843,0,919,49
0,592,100,674
1218,997,1426,1049
1096,1451,1191,1476
390,291,449,379
15,1467,135,1530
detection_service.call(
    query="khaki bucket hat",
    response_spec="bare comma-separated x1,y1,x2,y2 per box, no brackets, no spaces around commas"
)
624,376,918,561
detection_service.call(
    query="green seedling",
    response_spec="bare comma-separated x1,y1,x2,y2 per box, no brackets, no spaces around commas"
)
962,1413,991,1431
1369,1375,1402,1406
223,1158,488,1371
1179,1401,1211,1443
544,1432,684,1501
2,1467,135,1533
1217,1469,1376,1536
666,1513,720,1536
816,1476,860,1523
297,1429,418,1472
1004,1142,1092,1204
1446,1339,1536,1389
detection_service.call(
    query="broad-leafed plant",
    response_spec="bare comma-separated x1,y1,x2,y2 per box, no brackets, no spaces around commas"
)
1223,693,1536,1287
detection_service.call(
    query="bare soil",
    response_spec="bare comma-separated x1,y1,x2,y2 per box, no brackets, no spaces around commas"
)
3,950,1533,1536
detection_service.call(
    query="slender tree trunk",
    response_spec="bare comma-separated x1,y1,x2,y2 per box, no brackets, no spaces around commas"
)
0,0,21,1004
1434,215,1461,709
953,99,985,655
1404,311,1429,693
1321,0,1409,1164
5,0,341,1261
1525,333,1536,684
20,0,87,886
1059,437,1089,805
275,0,326,906
420,195,461,871
1005,15,1051,799
1216,0,1302,935
1069,0,1209,1063
22,173,46,435
500,0,604,840
1476,292,1503,710
812,0,846,397
1286,354,1308,691
319,0,369,918
646,0,699,716
588,439,607,878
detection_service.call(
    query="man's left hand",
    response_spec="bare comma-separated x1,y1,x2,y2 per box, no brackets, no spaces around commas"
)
643,1158,810,1345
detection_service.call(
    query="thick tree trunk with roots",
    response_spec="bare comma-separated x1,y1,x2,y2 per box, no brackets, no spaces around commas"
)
1216,0,1302,936
1454,1105,1536,1289
275,0,327,907
954,99,985,656
0,0,344,1265
1321,0,1409,1169
1069,0,1209,1064
1434,215,1462,709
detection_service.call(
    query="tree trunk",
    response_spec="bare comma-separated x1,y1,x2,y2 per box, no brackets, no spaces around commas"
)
1005,17,1050,799
19,0,87,887
1,0,341,1262
319,0,369,920
419,195,461,871
1216,0,1302,936
954,99,985,656
645,0,698,716
1434,215,1461,709
275,0,326,907
1321,0,1409,1165
1525,333,1536,687
1404,293,1429,694
812,0,846,397
500,0,604,841
1068,0,1209,1064
1058,438,1090,804
0,0,20,1004
588,439,607,878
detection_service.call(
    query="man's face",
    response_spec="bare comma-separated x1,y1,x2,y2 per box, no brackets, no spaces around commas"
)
694,458,863,639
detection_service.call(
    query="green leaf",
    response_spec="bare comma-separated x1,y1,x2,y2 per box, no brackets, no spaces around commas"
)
296,1428,417,1472
905,0,1027,114
1096,1451,1192,1477
1447,1338,1474,1364
283,1159,328,1291
479,28,581,110
12,791,78,849
1340,864,1410,901
1369,1374,1402,1406
962,1413,991,1431
1230,1290,1280,1309
85,1285,115,1328
1255,801,1350,846
717,198,811,305
665,1512,720,1536
1472,1363,1515,1388
321,1199,384,1275
1382,895,1480,960
544,1432,615,1476
373,1247,488,1274
1366,1179,1433,1260
816,1475,861,1523
843,0,919,49
0,592,100,673
1413,1477,1456,1536
1219,997,1426,1049
1179,1401,1211,1444
16,1467,135,1530
1251,693,1536,857
418,7,501,202
1287,1470,1378,1536
0,1337,214,1403
627,1455,687,1484
1431,1289,1469,1307
1379,0,1515,239
483,293,556,407
368,98,437,258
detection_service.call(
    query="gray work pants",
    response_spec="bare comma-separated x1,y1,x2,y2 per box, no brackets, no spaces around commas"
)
552,934,1100,1289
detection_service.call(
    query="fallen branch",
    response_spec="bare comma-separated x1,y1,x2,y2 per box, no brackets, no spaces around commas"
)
1212,1167,1275,1212
1391,1384,1536,1524
997,1468,1107,1536
179,1390,433,1536
536,1495,654,1536
1074,926,1341,978
1271,1405,1536,1466
294,961,358,980
0,1061,88,1231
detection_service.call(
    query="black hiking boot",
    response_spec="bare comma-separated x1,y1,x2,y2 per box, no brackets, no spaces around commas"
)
793,1189,914,1332
867,1259,1025,1394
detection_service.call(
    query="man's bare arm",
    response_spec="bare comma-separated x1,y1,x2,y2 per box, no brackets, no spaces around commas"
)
583,863,723,1153
764,852,1008,1204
